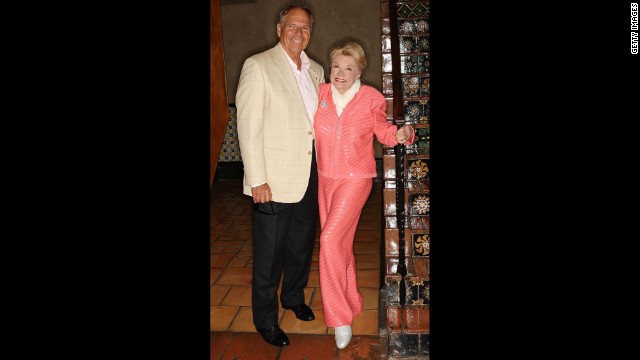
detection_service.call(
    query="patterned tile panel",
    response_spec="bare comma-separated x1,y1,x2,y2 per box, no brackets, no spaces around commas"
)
412,232,429,256
409,193,429,216
402,76,420,97
396,2,430,18
403,100,429,124
382,0,430,339
420,76,429,96
406,276,429,305
398,19,429,35
400,55,428,74
407,157,429,181
402,100,429,122
381,1,431,338
399,36,416,53
218,106,242,162
405,125,430,156
417,36,429,52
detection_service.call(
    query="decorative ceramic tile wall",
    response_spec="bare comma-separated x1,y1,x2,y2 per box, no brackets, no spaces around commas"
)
406,126,430,156
411,232,429,256
218,106,242,162
380,0,429,353
406,276,429,305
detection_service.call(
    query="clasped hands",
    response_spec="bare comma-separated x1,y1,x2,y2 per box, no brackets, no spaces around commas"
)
395,125,412,144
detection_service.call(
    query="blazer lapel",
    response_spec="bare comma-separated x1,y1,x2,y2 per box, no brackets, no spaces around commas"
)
307,66,321,98
308,66,322,88
270,45,305,108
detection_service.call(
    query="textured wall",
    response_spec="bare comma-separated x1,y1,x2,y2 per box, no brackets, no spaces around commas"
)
220,0,381,104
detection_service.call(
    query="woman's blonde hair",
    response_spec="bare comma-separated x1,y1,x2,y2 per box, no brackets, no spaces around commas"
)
330,41,367,71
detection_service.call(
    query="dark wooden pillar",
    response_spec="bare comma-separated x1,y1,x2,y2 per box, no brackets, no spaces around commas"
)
210,0,229,188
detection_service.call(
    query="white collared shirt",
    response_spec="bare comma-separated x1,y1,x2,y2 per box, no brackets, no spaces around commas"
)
279,43,317,126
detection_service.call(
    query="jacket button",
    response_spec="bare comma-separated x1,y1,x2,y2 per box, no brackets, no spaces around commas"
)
308,131,312,135
308,151,312,155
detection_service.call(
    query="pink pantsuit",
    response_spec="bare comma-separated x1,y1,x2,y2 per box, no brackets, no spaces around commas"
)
314,83,414,327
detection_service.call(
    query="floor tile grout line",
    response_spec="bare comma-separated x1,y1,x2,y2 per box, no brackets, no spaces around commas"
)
226,306,242,332
277,307,286,326
217,331,237,360
307,288,329,335
308,287,316,308
218,285,233,306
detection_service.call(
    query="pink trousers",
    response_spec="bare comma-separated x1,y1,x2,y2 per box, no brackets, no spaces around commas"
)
318,175,372,327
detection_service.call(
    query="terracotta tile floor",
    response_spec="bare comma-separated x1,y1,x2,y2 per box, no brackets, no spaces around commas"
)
211,178,391,359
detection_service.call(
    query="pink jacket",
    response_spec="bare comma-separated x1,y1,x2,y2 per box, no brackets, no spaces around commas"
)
314,83,414,179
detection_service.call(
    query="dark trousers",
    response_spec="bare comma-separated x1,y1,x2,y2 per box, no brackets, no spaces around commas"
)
251,150,318,328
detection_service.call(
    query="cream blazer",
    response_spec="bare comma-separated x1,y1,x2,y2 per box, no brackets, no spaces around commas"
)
236,44,325,203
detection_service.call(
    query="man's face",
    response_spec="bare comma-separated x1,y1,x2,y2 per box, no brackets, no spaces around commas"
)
276,8,311,59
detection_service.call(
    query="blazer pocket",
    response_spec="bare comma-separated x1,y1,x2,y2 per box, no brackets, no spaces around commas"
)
264,148,286,163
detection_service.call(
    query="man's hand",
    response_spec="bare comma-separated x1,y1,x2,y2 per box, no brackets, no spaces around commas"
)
251,183,272,203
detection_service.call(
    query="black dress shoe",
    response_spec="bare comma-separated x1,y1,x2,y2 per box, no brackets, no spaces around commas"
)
256,326,290,347
283,303,315,321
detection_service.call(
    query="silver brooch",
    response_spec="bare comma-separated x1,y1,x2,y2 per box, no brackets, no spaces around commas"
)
320,100,328,109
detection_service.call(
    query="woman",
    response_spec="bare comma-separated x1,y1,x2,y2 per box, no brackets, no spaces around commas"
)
314,41,414,349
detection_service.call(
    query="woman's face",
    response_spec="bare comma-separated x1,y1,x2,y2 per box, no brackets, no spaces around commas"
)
330,54,362,94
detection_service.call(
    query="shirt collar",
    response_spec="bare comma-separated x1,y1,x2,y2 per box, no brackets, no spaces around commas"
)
279,42,310,72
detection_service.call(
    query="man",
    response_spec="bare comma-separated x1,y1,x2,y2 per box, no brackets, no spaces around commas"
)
236,4,324,348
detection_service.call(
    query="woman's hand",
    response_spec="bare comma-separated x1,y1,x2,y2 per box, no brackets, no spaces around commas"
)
395,125,412,144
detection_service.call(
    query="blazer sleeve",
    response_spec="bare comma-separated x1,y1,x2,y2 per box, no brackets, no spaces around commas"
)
236,57,267,186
